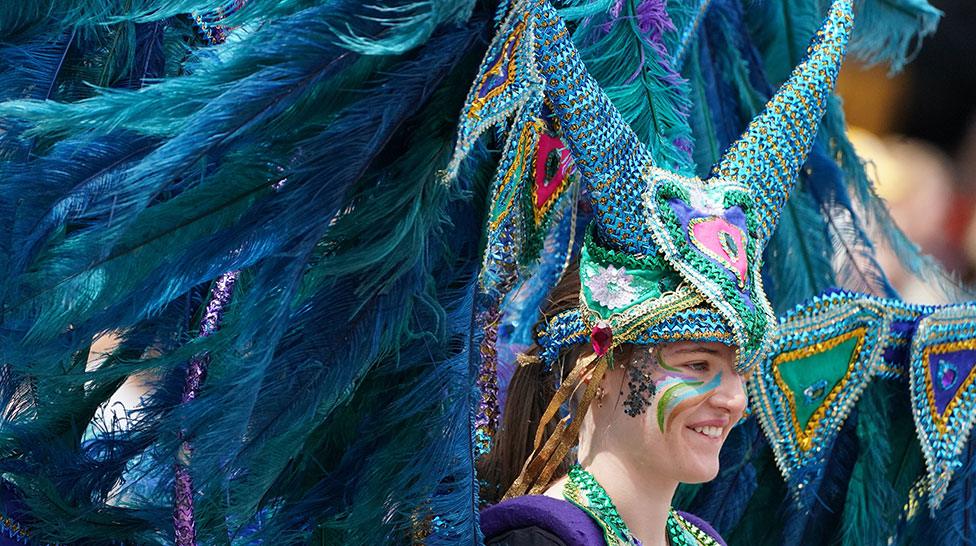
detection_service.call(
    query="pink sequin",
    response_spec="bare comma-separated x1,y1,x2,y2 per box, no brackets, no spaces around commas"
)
534,132,571,209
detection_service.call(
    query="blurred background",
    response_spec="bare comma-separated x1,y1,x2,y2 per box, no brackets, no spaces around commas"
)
836,0,976,303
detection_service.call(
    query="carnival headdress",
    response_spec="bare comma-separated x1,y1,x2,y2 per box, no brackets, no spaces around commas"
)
448,0,853,372
446,0,854,495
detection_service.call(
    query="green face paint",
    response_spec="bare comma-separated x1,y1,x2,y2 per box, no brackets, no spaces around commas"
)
655,372,723,432
624,347,727,431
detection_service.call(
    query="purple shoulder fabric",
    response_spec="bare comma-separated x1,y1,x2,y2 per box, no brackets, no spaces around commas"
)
481,495,605,546
479,495,727,546
677,511,728,546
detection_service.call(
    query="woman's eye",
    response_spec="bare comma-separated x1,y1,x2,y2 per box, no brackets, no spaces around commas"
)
686,362,709,372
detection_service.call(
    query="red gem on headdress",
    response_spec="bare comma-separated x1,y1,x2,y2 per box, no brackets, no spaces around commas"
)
590,321,613,356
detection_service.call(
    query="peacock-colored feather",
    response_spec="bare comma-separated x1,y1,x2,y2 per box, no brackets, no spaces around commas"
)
781,410,860,545
818,99,975,302
0,0,493,543
741,0,957,303
851,0,941,73
839,383,900,545
563,0,695,172
720,433,789,546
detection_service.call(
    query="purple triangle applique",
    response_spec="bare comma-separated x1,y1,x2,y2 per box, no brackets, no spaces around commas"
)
927,349,976,417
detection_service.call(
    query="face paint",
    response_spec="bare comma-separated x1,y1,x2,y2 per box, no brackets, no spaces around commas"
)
622,346,725,432
624,348,691,417
656,372,722,432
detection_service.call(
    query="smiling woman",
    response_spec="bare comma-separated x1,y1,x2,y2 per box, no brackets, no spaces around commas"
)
551,342,744,544
456,0,858,543
479,269,738,546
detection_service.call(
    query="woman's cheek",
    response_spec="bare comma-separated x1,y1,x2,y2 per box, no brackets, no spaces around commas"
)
654,372,723,432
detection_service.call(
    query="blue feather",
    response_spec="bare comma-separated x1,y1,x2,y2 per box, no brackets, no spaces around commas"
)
0,0,493,541
679,418,762,534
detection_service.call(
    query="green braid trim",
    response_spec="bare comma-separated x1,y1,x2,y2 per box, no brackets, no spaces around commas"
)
584,224,671,273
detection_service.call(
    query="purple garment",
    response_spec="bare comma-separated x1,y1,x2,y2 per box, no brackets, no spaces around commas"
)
482,495,604,546
678,512,727,546
481,495,726,546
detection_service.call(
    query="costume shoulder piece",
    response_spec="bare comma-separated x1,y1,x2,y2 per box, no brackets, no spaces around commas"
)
746,290,976,544
481,496,726,546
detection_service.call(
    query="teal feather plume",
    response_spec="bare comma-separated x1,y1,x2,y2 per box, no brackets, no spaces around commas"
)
764,177,837,313
565,0,695,172
839,383,899,545
851,0,941,73
819,98,976,302
0,0,494,542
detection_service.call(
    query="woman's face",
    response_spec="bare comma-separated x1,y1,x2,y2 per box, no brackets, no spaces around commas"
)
586,341,746,484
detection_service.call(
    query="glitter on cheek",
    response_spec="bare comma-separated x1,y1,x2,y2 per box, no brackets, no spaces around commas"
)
623,364,658,417
623,347,699,418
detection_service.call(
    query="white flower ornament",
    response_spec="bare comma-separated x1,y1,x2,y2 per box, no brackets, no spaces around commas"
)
587,264,638,309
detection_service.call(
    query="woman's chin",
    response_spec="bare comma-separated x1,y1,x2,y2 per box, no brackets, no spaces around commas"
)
674,427,723,482
678,463,720,484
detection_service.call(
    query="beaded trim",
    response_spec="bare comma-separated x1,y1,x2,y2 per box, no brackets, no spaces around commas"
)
749,290,934,505
908,304,976,510
0,511,34,544
750,292,891,502
563,465,719,546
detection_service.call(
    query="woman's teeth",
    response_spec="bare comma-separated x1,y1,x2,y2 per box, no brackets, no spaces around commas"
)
692,426,722,439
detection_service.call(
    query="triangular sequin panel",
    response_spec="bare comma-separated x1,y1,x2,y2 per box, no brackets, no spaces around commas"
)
910,307,976,510
926,348,976,419
773,329,864,451
749,294,892,507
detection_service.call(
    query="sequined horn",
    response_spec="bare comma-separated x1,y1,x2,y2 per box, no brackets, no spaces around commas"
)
529,0,659,257
711,0,854,247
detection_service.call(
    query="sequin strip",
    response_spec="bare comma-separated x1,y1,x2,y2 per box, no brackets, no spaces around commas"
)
174,272,238,546
475,304,501,456
0,511,34,544
563,465,719,545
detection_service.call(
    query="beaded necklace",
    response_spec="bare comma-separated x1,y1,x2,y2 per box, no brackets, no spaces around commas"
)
562,465,720,546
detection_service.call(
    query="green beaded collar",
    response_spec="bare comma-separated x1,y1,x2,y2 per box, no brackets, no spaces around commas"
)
562,464,720,546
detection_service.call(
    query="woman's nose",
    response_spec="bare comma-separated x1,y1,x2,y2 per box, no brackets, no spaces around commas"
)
709,372,747,415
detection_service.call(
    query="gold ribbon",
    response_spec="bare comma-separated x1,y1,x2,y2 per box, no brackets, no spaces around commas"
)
504,354,609,498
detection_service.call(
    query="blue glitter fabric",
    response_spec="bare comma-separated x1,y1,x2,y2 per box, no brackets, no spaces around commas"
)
448,0,855,372
908,305,976,510
748,289,976,513
749,290,932,507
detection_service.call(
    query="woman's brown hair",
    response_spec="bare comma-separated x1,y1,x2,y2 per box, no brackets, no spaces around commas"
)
477,262,582,504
